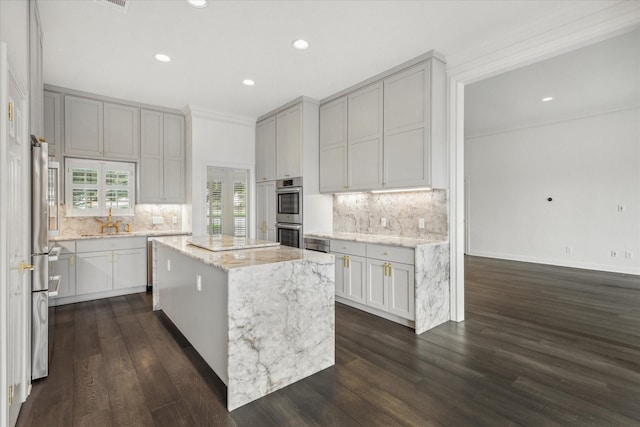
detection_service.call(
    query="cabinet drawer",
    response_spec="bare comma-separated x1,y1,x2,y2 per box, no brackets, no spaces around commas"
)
77,236,146,253
330,239,366,256
366,244,414,265
54,240,76,255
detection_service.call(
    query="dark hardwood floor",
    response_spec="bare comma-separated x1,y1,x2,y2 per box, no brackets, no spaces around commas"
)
17,256,640,426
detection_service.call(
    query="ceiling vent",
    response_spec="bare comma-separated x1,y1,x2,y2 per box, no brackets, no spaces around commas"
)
92,0,130,13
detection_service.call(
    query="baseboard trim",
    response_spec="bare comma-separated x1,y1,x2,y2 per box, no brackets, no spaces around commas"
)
50,285,148,306
466,250,640,276
336,297,415,329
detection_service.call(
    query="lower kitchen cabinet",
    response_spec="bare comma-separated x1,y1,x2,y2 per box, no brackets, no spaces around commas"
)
335,253,366,304
50,253,76,299
51,237,147,305
331,239,416,323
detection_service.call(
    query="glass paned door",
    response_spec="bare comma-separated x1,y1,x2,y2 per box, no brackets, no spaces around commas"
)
205,167,249,237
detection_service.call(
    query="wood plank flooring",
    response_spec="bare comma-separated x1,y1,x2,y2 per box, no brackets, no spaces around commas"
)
17,256,640,426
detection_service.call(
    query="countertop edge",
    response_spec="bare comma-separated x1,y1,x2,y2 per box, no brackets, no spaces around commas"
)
304,232,448,248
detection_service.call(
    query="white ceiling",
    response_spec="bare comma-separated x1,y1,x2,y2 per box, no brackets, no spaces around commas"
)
465,29,640,137
39,0,626,119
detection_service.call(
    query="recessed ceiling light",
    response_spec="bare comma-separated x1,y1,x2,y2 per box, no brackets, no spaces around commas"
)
542,96,554,102
186,0,207,8
154,53,171,63
292,39,310,50
242,79,256,86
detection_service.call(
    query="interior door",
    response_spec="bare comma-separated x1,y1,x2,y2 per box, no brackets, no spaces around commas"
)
1,42,30,426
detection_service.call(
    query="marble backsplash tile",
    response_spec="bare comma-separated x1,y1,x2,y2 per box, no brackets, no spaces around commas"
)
333,190,448,240
59,204,185,237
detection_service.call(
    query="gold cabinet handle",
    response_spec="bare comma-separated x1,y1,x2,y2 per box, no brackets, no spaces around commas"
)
388,263,393,276
11,261,34,273
70,255,75,267
346,255,350,268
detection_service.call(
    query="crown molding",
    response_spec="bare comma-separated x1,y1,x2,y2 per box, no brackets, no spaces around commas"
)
185,105,256,127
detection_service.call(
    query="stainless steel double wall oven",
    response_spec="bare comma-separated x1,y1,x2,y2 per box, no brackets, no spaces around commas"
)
275,177,303,248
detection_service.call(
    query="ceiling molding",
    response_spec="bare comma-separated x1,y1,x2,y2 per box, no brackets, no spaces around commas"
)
185,105,256,127
448,1,640,83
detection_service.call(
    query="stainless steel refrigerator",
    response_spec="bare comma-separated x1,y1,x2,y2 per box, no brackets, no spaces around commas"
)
31,135,51,380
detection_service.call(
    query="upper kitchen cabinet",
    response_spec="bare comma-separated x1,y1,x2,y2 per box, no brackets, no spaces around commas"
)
319,52,447,192
383,60,446,189
348,82,383,191
276,104,302,179
319,96,348,193
64,95,140,161
43,91,62,160
255,116,276,182
255,97,320,192
139,110,186,203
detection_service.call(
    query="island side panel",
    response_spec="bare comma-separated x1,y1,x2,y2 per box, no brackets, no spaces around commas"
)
156,244,230,385
414,242,450,335
226,256,335,411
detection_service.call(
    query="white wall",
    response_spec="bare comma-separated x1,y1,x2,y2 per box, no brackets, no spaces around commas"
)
186,106,256,237
465,107,639,275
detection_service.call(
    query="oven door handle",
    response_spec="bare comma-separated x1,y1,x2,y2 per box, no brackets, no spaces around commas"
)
276,223,302,230
276,187,302,194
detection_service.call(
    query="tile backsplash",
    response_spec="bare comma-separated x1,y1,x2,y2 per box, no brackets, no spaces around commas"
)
59,204,186,237
333,190,448,240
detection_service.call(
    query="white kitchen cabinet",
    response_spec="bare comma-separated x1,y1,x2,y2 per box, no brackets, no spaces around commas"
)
387,261,415,320
139,110,186,203
76,251,113,295
64,95,104,157
256,117,276,182
113,248,147,290
384,62,430,188
256,181,276,242
348,82,383,191
331,238,416,322
50,253,75,300
64,95,141,161
43,91,62,160
319,97,348,192
57,237,147,301
319,54,447,192
104,102,140,160
276,104,302,179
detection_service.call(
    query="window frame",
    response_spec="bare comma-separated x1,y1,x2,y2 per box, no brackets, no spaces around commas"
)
65,158,136,217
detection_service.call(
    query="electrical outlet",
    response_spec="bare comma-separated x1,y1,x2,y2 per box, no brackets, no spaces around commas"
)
610,250,618,258
196,275,202,291
381,218,387,227
152,216,164,225
625,251,633,259
167,259,171,271
617,204,625,213
565,246,573,254
172,216,178,224
418,218,425,229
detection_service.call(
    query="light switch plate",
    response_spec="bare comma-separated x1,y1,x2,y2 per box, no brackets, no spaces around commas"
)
152,216,164,225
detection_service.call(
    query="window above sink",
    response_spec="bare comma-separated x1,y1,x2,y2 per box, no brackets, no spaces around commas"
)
65,158,135,217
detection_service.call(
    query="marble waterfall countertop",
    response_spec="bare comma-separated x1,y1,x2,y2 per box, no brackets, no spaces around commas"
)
154,235,331,272
304,231,447,248
51,230,191,241
187,235,280,252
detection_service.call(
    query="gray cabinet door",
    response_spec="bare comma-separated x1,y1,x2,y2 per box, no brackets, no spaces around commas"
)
348,82,383,190
276,104,302,179
113,248,147,290
76,251,112,295
104,102,140,160
65,95,104,157
383,62,430,188
163,113,186,203
319,97,348,193
140,109,164,203
43,91,62,160
256,116,276,182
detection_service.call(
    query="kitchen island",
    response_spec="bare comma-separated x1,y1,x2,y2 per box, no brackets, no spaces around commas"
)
152,235,335,410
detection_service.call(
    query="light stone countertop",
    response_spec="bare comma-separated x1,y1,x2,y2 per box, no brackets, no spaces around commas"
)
187,235,280,252
304,231,447,248
154,235,333,272
51,230,191,241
